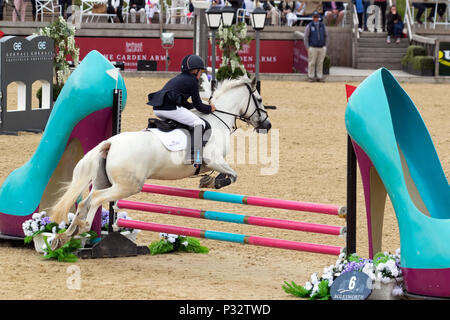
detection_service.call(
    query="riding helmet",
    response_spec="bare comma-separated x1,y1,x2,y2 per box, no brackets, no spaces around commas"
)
181,54,206,72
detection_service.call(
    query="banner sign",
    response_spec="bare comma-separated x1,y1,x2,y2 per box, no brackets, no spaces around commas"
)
438,42,450,76
75,37,293,73
293,39,308,74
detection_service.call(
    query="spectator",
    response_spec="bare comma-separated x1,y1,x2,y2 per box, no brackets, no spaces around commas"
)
12,0,27,22
129,0,146,23
145,0,160,22
292,1,306,26
386,5,403,44
353,0,370,31
243,0,254,25
437,3,447,21
278,1,296,25
412,2,435,24
304,10,328,82
301,0,323,21
323,1,344,26
107,0,124,23
228,0,243,23
211,0,225,8
374,0,386,31
261,0,281,26
59,0,71,19
30,0,36,21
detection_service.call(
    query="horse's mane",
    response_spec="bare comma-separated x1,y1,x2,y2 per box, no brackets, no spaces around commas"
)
211,77,252,102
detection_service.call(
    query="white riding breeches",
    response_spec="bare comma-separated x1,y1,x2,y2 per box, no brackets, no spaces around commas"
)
154,106,206,128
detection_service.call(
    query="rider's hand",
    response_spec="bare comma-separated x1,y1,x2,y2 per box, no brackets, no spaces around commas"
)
210,103,216,113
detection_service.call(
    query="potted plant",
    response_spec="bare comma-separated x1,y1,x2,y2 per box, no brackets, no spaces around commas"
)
35,16,80,104
23,211,96,262
402,45,434,76
148,233,209,255
282,250,404,300
323,54,331,75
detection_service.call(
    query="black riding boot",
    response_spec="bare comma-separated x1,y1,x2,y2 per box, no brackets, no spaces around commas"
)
184,124,203,165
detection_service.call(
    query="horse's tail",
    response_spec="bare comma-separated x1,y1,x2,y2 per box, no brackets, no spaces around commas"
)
49,140,112,223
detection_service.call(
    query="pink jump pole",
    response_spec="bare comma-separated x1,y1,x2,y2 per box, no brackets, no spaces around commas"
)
141,184,346,217
117,199,344,236
117,218,343,256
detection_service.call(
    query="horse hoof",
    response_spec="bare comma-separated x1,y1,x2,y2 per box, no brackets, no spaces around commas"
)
199,175,215,188
50,233,68,251
214,173,232,189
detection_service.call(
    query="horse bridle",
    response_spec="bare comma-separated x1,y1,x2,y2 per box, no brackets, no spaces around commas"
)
211,83,268,132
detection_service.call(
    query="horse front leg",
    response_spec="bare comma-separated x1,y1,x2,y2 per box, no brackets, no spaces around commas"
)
203,156,238,189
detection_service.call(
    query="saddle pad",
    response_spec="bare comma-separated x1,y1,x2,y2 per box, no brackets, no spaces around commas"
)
147,128,187,151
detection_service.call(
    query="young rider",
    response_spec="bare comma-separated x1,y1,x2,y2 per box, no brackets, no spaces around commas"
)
147,54,216,165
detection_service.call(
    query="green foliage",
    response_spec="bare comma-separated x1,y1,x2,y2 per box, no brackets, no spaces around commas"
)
411,55,434,70
42,236,81,262
310,280,331,300
148,235,209,255
41,231,97,263
37,17,79,87
35,83,63,102
323,55,331,69
282,281,311,298
406,45,427,58
282,280,331,300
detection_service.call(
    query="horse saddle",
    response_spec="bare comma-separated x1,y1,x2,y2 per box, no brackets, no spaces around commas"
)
147,118,211,165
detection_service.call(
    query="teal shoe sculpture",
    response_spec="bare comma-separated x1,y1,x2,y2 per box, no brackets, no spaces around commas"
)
345,68,450,298
0,50,127,237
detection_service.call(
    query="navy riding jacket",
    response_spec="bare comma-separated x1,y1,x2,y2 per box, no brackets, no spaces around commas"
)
147,71,212,114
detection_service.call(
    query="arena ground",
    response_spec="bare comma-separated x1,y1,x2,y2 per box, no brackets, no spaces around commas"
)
0,76,448,300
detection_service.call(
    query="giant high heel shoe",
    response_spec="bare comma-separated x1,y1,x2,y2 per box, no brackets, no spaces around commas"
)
345,68,450,298
0,50,127,237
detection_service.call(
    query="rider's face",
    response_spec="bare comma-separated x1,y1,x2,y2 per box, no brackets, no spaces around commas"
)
196,69,202,80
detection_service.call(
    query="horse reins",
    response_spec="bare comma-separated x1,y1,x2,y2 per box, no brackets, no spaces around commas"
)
210,83,268,132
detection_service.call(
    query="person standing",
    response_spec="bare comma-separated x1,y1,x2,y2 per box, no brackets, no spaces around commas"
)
374,0,387,31
12,0,27,22
107,0,124,22
304,10,328,82
129,0,146,23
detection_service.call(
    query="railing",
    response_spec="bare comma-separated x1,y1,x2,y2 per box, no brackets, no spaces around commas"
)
404,0,440,75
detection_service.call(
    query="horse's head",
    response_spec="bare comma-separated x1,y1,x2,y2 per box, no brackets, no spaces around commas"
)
239,77,271,133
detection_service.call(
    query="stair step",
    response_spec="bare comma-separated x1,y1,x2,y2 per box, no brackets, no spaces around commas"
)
357,51,406,58
357,42,409,49
357,47,407,54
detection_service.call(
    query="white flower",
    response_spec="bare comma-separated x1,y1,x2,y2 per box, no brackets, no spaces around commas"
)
181,241,188,247
304,281,312,291
392,285,404,296
31,221,39,233
117,211,129,220
58,221,67,230
310,273,319,285
67,212,75,223
52,226,57,234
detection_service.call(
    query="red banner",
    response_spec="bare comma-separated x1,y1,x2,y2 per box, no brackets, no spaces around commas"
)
75,37,293,73
293,39,308,74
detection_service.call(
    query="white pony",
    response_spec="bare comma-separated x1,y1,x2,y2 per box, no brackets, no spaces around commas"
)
50,76,271,249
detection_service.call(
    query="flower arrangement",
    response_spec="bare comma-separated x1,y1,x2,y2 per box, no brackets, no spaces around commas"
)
36,16,80,101
148,233,209,255
216,22,251,81
283,250,404,300
100,208,138,234
23,211,96,262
